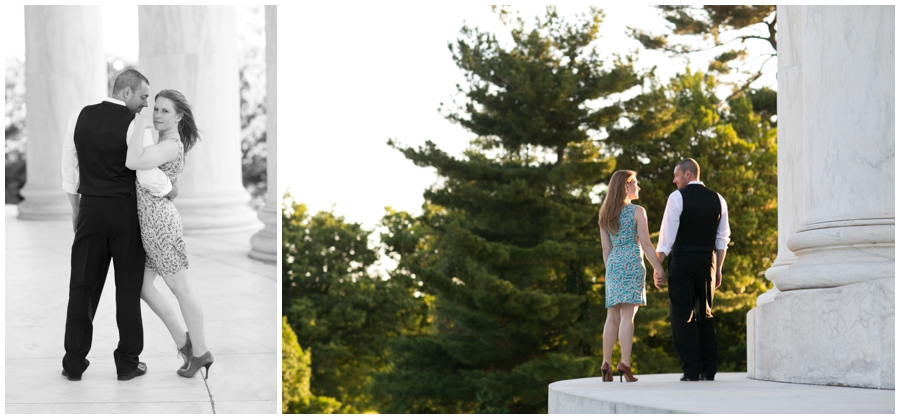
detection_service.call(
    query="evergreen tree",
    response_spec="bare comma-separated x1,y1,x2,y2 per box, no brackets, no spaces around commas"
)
281,194,424,413
282,317,341,414
376,7,644,413
604,69,777,373
630,6,777,99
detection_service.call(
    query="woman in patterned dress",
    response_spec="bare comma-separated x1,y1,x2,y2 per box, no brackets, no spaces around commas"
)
597,170,666,382
125,90,213,379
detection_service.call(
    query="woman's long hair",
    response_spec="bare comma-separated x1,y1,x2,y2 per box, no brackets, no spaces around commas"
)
155,89,200,153
598,170,637,235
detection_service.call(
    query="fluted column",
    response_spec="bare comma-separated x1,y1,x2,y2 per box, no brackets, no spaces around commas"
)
774,6,894,291
249,6,277,262
18,6,107,220
138,5,257,232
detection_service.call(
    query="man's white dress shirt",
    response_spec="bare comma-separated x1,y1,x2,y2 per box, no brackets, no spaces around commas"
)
61,98,171,196
655,181,730,257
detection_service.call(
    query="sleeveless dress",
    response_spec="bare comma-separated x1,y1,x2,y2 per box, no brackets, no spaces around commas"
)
603,204,647,308
136,139,189,277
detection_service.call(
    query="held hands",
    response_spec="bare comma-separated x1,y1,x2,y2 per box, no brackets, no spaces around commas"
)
653,270,667,290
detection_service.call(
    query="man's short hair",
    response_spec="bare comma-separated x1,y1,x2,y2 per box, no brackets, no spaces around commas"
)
676,158,700,179
111,69,149,95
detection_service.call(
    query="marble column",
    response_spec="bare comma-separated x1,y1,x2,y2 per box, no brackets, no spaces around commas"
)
775,5,895,291
138,5,258,232
18,6,107,220
249,5,277,262
748,6,894,389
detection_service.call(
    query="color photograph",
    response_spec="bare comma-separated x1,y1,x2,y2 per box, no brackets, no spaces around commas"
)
281,4,894,414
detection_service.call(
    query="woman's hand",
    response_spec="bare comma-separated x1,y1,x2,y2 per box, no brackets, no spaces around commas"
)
133,112,147,129
653,270,667,290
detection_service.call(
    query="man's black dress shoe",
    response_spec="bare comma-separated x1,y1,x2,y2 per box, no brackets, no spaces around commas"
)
700,373,715,381
62,359,89,381
117,362,147,381
679,375,700,381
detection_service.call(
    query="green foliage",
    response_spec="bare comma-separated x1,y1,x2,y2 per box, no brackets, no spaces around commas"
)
282,316,341,414
604,68,777,373
376,7,644,413
282,193,425,413
629,6,777,98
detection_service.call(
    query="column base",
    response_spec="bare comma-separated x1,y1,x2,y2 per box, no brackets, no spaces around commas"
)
249,203,277,263
16,187,71,220
747,278,894,389
174,189,260,234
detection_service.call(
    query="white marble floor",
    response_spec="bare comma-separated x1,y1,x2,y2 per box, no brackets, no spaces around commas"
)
4,205,278,414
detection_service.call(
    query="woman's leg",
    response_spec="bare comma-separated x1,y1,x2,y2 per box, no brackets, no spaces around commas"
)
140,269,187,347
162,269,208,356
602,305,622,365
617,304,639,366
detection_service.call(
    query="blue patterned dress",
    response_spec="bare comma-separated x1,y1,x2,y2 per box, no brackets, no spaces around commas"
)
603,204,647,308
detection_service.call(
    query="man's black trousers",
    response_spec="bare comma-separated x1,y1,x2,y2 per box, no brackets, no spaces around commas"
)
667,250,718,379
63,195,145,375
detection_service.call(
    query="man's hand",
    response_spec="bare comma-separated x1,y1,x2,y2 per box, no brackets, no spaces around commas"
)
653,270,667,290
71,208,79,234
165,181,179,201
715,270,723,289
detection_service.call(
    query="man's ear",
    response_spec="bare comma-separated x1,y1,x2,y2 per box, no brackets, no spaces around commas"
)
123,86,133,99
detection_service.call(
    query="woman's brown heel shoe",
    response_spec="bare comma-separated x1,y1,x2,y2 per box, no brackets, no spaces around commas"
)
600,362,613,382
178,351,214,379
617,362,638,382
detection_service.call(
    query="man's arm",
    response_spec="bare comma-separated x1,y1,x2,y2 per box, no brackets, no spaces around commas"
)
655,191,682,257
714,194,731,288
61,111,81,195
714,249,726,288
128,122,173,197
67,193,80,233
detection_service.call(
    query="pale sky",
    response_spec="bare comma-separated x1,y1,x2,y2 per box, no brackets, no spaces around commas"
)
286,4,777,231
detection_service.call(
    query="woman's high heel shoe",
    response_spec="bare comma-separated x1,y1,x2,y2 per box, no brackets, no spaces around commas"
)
600,361,613,382
177,332,192,370
617,362,638,382
178,351,214,379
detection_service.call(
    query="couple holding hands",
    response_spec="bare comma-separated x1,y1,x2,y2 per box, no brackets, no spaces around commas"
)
598,158,730,383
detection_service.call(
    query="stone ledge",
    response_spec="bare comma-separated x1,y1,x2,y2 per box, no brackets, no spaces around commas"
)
548,373,894,414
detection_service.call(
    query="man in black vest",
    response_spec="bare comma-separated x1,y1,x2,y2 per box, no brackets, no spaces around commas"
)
654,158,730,382
60,69,175,381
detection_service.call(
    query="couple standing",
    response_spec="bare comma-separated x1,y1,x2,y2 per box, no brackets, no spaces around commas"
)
598,158,730,382
60,69,213,381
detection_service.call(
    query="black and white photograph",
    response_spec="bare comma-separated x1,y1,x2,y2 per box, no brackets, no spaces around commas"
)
4,5,278,414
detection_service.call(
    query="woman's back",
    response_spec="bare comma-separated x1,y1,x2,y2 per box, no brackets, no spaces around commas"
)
604,204,646,308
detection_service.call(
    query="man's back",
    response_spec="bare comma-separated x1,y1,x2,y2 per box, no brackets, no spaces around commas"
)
74,101,136,198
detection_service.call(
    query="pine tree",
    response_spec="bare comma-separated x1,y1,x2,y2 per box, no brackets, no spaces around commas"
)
375,7,644,413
